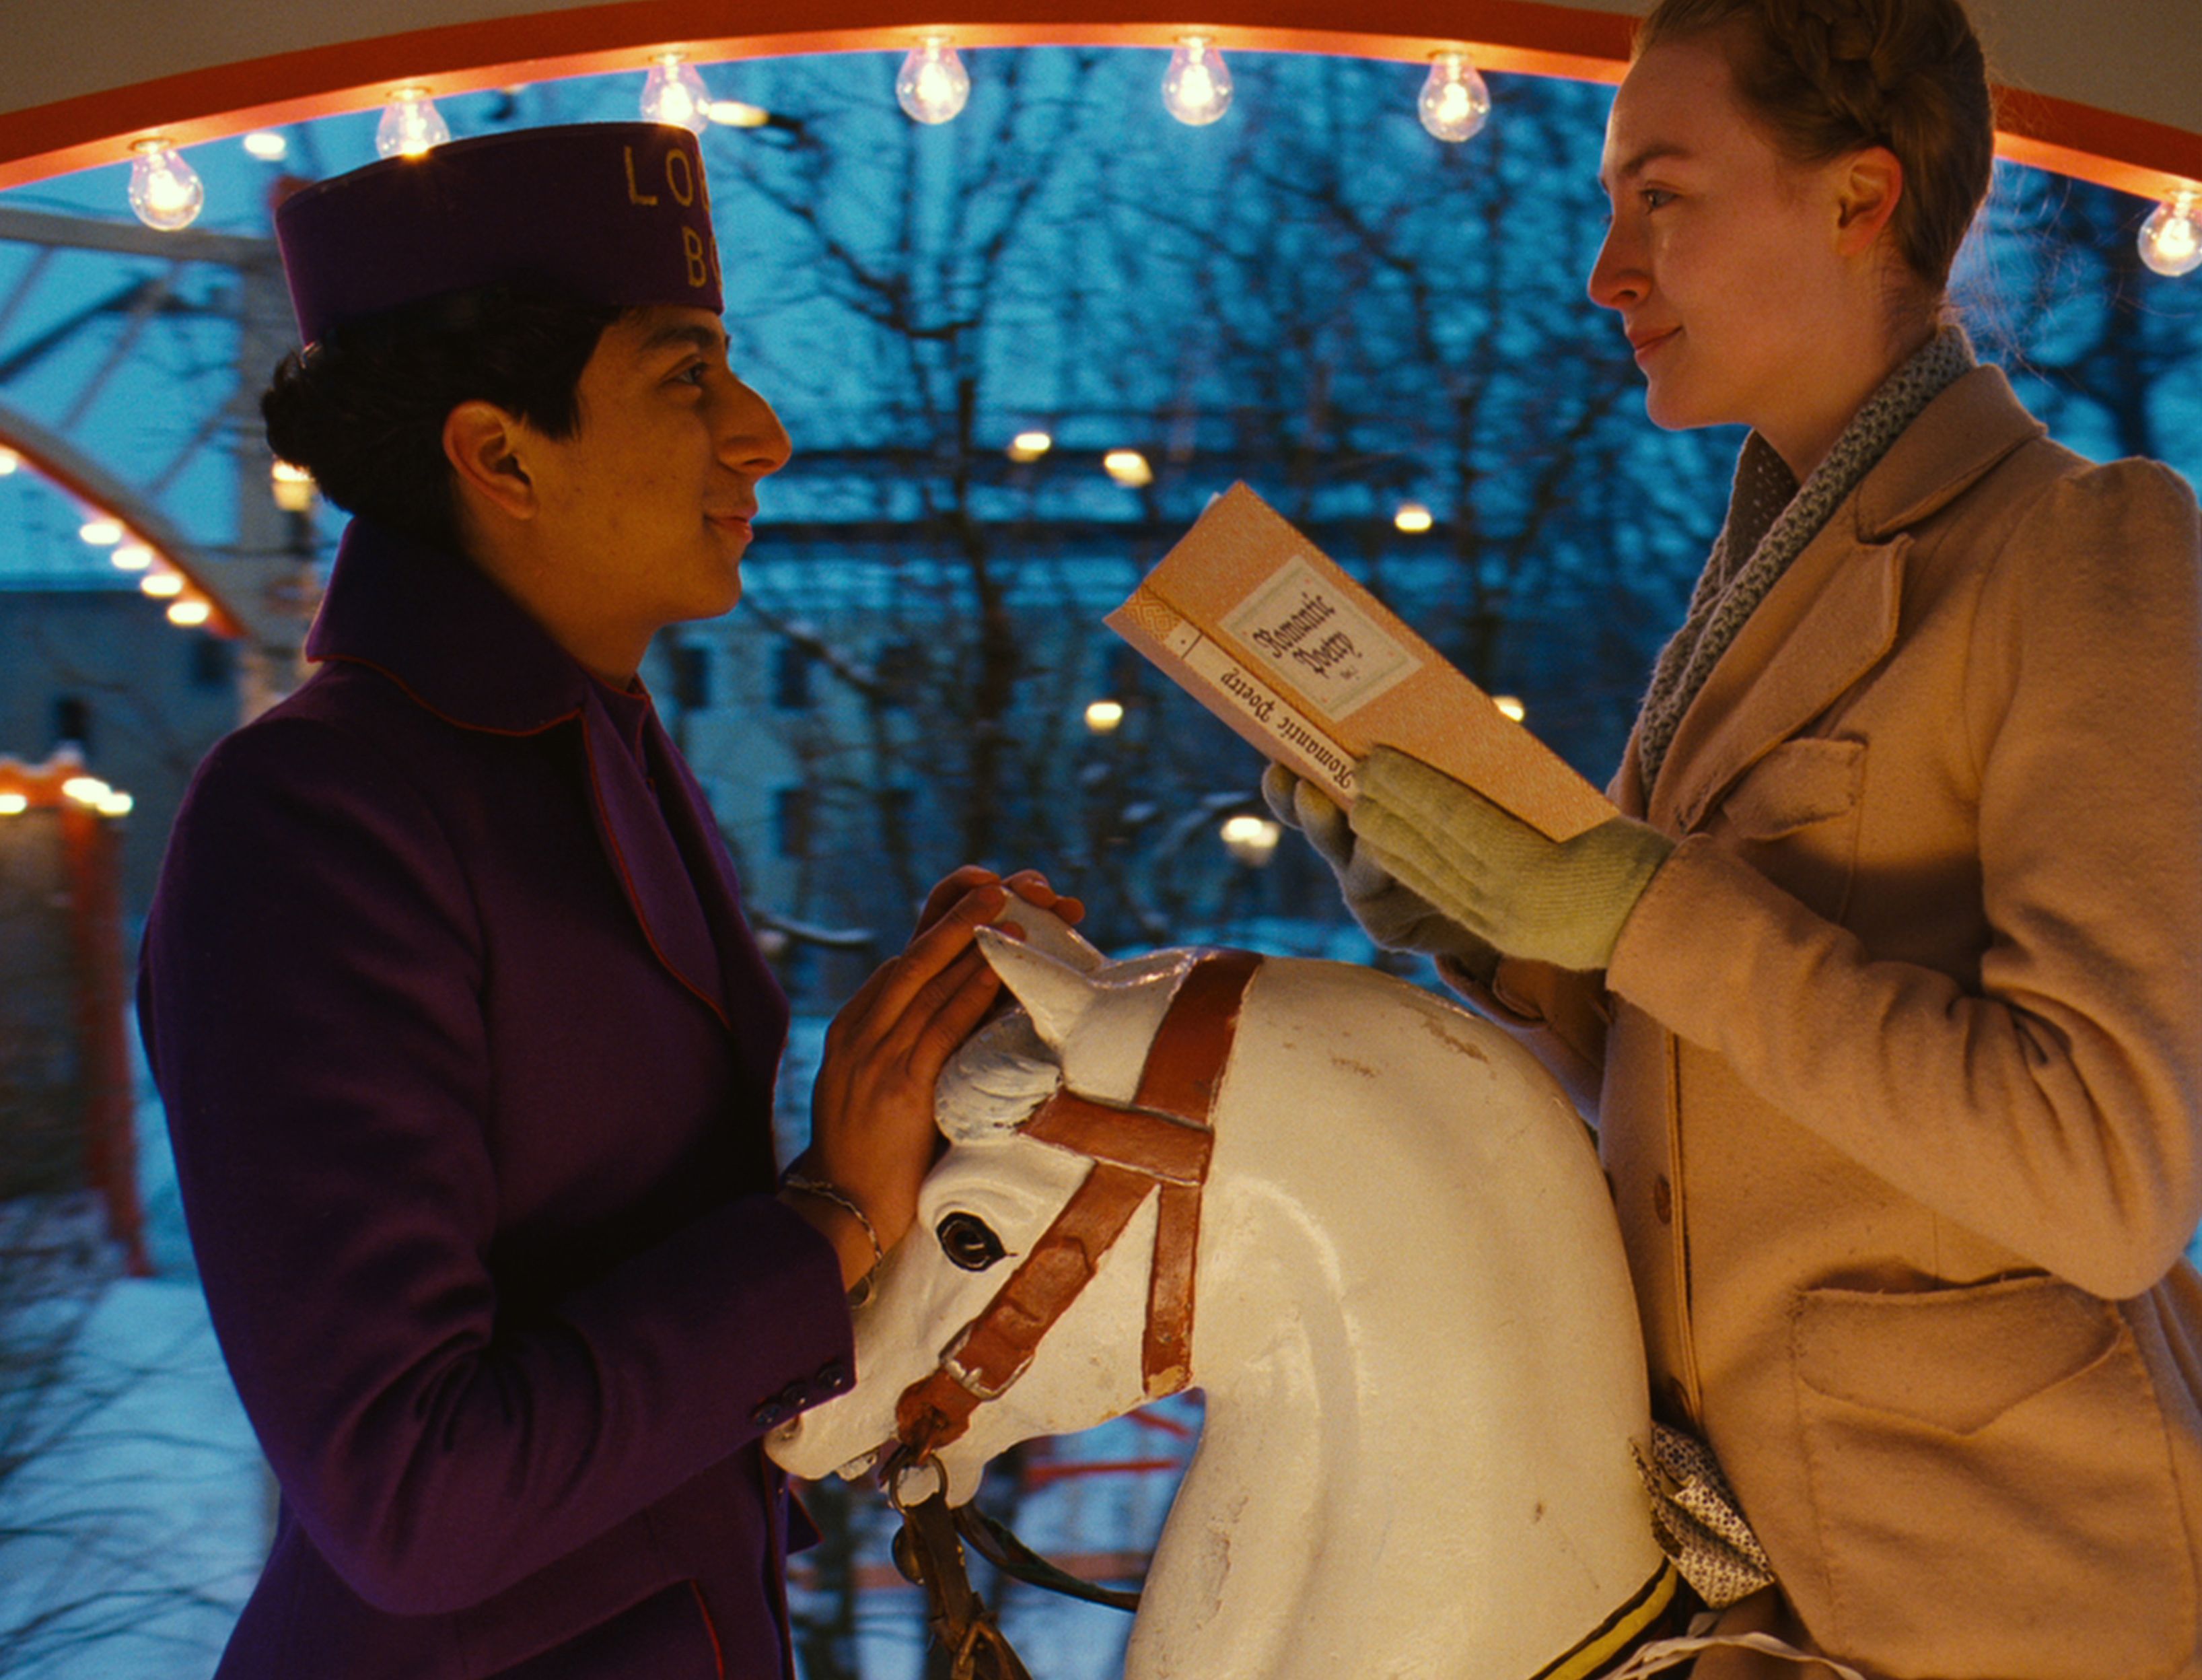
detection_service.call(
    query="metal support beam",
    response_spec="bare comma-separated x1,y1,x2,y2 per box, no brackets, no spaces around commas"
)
0,206,273,271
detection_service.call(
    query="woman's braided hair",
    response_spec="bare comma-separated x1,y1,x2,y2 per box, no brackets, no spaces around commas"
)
1637,0,1993,292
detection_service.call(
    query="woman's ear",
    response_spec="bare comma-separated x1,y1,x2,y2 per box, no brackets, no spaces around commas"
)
443,400,537,522
1833,146,1905,257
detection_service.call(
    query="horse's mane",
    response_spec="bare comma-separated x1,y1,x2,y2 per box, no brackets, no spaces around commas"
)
935,1010,1063,1140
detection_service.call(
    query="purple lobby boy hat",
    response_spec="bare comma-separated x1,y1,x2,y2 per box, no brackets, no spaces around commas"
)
275,123,723,347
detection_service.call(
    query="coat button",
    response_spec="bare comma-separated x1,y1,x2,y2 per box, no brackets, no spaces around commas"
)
1652,1174,1674,1225
751,1398,787,1429
815,1359,851,1394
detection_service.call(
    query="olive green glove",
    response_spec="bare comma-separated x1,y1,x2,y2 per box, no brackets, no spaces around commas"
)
1263,763,1501,982
1348,746,1674,974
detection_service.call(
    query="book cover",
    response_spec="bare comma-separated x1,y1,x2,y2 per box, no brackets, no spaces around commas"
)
1105,483,1614,842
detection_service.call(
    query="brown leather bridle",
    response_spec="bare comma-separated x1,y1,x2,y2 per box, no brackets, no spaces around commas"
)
892,947,1264,1469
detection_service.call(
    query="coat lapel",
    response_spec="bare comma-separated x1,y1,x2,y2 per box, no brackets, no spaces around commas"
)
1648,528,1906,835
1643,366,2047,837
647,720,791,1098
579,695,730,1030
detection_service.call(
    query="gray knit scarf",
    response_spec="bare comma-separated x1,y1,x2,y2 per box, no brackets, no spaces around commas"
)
1633,328,1976,794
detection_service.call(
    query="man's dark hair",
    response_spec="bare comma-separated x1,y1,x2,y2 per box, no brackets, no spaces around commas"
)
261,283,625,557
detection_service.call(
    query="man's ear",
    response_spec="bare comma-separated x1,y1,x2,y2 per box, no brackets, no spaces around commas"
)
1833,145,1904,257
443,400,538,522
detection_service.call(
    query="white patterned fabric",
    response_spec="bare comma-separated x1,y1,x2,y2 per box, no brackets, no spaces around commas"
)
1633,1422,1775,1609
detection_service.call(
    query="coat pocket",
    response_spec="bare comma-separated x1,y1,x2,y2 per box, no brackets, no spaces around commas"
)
1786,1275,2194,1680
1716,738,1864,923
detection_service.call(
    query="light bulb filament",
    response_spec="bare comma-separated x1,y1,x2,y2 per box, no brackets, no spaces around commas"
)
1164,36,1234,126
642,53,712,135
2139,189,2202,279
1419,50,1492,143
127,141,205,232
377,88,452,159
897,37,972,125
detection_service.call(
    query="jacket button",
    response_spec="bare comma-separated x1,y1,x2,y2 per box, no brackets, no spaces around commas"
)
815,1359,851,1393
1652,1174,1674,1225
751,1398,787,1429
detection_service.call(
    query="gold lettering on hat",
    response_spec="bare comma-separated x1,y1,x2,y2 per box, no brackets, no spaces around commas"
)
664,148,697,208
682,226,709,288
623,147,661,207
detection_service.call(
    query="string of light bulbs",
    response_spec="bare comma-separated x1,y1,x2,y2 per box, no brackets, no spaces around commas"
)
102,49,2202,288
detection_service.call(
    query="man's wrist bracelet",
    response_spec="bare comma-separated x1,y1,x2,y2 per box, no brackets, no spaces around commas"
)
781,1172,885,1273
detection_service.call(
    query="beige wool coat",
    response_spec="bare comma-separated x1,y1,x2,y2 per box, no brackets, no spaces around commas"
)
1457,365,2202,1680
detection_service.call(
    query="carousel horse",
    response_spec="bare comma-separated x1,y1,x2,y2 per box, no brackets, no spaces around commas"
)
769,911,1675,1680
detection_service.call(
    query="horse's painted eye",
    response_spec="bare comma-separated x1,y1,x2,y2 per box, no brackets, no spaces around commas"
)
937,1212,1008,1271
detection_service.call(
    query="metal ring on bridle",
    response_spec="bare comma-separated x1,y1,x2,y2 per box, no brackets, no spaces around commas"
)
888,1454,947,1512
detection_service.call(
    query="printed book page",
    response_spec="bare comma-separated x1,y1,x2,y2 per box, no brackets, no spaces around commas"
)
1105,483,1615,842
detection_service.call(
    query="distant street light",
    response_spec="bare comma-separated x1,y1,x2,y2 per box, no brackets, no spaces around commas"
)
1219,813,1281,866
1104,449,1153,488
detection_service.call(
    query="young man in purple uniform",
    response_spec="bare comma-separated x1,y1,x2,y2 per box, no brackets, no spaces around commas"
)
139,123,1070,1679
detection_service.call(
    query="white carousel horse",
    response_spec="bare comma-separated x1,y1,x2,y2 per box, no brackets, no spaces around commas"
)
769,912,1672,1680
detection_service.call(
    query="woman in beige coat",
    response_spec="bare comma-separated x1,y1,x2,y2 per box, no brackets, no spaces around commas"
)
1273,1,2202,1675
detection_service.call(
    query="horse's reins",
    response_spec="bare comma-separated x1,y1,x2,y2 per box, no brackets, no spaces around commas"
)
883,948,1263,1680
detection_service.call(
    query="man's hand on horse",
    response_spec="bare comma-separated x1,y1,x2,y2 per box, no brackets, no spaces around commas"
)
793,868,1080,1290
1348,747,1672,975
914,864,1084,938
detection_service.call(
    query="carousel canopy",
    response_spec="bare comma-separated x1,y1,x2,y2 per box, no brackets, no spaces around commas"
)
0,0,2196,200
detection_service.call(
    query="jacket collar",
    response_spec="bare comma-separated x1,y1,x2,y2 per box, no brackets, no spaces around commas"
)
304,519,785,1059
306,518,594,735
1628,365,2046,832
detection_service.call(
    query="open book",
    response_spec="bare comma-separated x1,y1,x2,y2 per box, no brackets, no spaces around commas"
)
1106,483,1614,842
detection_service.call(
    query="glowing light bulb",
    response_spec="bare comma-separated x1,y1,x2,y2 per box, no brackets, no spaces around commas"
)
1493,695,1527,723
0,447,17,475
167,598,212,627
1008,430,1053,462
1419,51,1491,143
707,99,771,129
110,542,154,571
0,793,26,816
898,37,970,125
79,517,123,546
1164,37,1233,127
1394,501,1434,533
377,88,451,159
63,775,112,805
127,141,204,232
1085,699,1125,734
1219,813,1281,866
271,459,316,513
641,54,711,134
96,791,135,817
242,130,289,161
141,568,184,598
2140,192,2202,279
1104,449,1153,488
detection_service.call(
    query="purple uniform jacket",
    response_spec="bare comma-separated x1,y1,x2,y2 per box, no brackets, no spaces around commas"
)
138,519,855,1679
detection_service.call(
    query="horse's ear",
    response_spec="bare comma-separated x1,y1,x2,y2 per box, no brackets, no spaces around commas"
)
992,904,1107,973
976,926,1099,1053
